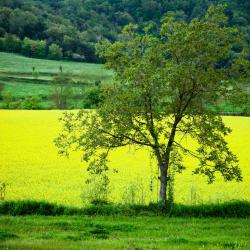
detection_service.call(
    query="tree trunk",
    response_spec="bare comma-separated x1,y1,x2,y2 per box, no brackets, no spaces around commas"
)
158,117,180,205
159,171,167,205
158,161,168,205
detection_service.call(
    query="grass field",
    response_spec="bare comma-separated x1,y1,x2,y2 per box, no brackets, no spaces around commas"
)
0,52,112,109
0,110,250,207
0,216,250,250
0,52,111,75
0,52,249,112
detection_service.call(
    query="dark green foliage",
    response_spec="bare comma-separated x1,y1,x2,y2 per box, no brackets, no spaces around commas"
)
82,86,102,109
1,200,250,218
48,44,63,60
1,92,43,109
20,96,42,109
22,38,47,58
0,0,250,62
170,201,250,218
0,200,66,216
1,33,21,52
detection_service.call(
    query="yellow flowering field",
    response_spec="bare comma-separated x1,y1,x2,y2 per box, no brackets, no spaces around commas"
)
0,110,249,207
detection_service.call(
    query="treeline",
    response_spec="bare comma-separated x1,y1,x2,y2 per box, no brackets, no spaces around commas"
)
0,0,250,62
0,34,63,59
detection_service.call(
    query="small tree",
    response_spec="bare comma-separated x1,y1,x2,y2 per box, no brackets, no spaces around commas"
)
50,73,73,109
35,40,47,58
55,6,249,205
3,33,21,53
48,44,63,60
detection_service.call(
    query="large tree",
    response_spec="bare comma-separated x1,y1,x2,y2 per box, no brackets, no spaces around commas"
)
55,5,249,205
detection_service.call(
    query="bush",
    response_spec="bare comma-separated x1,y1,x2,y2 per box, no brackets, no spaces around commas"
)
81,175,110,205
0,200,66,216
170,201,250,218
20,96,42,109
48,44,63,60
2,33,22,53
1,93,42,109
35,40,47,58
2,92,14,108
82,86,102,108
22,38,47,58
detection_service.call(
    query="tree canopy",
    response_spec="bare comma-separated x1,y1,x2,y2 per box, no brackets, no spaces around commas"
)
0,0,250,62
55,5,250,205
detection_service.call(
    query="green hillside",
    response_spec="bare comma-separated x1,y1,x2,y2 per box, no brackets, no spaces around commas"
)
0,52,112,109
0,0,250,62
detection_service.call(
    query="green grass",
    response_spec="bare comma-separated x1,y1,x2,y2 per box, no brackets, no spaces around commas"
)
0,52,112,109
0,52,249,113
0,52,112,76
2,81,54,98
0,215,249,249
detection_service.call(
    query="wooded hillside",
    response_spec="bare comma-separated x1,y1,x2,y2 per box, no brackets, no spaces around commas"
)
0,0,249,62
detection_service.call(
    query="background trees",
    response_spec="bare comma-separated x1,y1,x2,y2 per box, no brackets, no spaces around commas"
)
55,6,249,205
0,0,250,62
48,44,63,60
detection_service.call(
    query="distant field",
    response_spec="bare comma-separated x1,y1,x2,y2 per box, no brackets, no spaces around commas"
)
0,52,111,75
1,216,250,250
0,110,249,207
0,52,249,112
0,52,112,109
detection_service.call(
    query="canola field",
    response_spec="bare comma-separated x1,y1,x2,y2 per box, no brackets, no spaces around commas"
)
0,110,250,207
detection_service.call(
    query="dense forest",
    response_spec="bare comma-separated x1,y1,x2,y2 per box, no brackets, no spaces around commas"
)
0,0,250,62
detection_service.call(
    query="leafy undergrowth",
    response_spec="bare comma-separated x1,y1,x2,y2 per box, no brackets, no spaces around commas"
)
0,200,250,218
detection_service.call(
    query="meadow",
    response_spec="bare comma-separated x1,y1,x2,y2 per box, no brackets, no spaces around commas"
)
0,52,111,75
1,216,250,250
0,110,249,207
0,52,113,109
0,52,249,112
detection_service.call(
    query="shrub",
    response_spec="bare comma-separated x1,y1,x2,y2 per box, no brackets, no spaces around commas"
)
2,33,21,53
82,86,102,108
81,175,110,205
0,200,66,216
35,40,47,58
22,38,47,58
48,44,63,60
20,96,42,109
2,92,14,108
